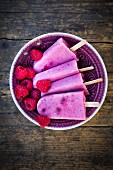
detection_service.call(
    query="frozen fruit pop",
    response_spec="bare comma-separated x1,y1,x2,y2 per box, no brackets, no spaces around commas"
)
37,91,99,120
38,91,86,120
33,60,94,88
41,74,103,96
41,73,89,96
33,60,77,88
33,38,78,73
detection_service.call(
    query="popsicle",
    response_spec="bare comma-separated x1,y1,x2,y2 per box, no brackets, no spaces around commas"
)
33,38,78,73
41,74,103,96
37,91,99,120
41,73,88,96
33,60,94,88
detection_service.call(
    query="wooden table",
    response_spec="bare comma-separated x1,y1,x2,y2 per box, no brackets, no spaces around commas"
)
0,1,113,169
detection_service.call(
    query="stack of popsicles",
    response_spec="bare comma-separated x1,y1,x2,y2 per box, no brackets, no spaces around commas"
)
33,38,102,120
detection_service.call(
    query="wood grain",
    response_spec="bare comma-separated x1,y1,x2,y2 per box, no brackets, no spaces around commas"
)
0,127,113,170
0,0,113,13
0,0,113,169
0,1,113,41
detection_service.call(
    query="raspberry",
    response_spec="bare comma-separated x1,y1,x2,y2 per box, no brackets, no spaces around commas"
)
24,98,37,111
31,89,41,100
36,115,50,128
36,80,51,93
15,66,28,80
21,79,33,91
15,84,29,100
26,67,35,79
30,49,43,61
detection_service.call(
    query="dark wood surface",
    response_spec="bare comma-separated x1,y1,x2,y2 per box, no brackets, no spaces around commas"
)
0,1,113,170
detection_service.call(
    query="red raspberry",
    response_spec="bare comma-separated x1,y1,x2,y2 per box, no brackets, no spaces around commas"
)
15,66,28,80
15,84,29,100
36,80,51,93
30,49,43,61
36,115,50,128
24,98,37,111
31,89,41,100
21,79,33,91
26,67,35,79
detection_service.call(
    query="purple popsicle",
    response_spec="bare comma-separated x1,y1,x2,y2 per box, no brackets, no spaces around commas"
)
33,60,78,88
41,73,88,96
37,91,86,120
33,38,78,73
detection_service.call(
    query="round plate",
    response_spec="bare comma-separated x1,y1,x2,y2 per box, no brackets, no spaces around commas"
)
10,33,108,130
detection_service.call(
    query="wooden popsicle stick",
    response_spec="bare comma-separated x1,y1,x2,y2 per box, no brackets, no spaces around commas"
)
70,40,87,51
85,102,99,107
79,66,94,72
84,78,103,86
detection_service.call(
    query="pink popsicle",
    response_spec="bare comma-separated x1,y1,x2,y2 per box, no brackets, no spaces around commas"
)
33,60,78,88
37,91,86,120
41,73,88,96
33,38,78,73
